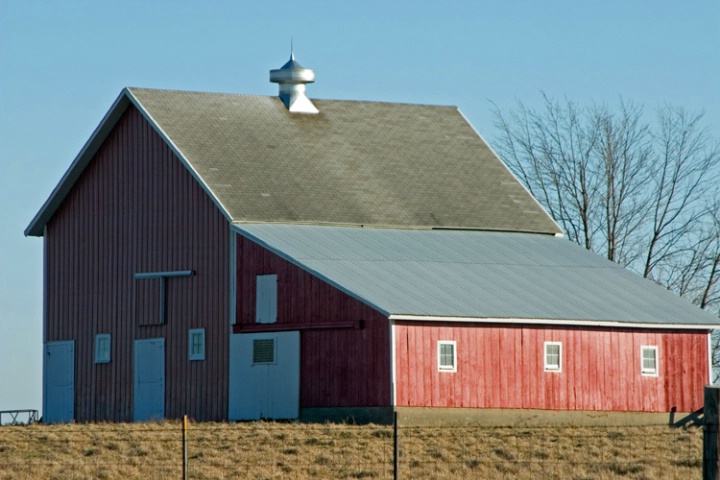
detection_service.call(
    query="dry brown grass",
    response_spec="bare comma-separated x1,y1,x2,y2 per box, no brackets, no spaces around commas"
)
0,421,702,479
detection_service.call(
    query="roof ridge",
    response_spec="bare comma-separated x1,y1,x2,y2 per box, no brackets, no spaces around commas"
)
127,87,458,109
127,86,272,99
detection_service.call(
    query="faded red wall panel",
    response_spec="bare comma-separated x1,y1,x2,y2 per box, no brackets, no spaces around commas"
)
45,106,230,422
235,235,391,408
394,322,707,413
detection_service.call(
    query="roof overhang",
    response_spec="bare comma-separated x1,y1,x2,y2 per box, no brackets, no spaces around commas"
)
389,314,715,331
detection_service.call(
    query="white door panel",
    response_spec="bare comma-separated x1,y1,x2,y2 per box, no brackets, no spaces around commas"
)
229,331,299,420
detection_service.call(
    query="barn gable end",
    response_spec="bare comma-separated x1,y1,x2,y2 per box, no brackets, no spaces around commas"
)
44,105,230,422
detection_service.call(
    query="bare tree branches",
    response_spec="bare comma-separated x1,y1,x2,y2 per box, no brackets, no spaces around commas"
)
492,95,720,320
491,95,601,250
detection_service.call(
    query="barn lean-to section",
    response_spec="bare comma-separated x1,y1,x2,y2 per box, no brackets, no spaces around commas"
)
393,323,707,413
233,224,715,421
229,233,391,421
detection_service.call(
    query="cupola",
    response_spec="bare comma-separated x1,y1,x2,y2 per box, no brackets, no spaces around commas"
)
269,52,319,114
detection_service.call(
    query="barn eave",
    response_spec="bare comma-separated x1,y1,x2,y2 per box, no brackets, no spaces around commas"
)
387,314,715,331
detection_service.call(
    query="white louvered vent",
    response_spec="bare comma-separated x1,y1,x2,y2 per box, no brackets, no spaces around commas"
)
252,338,275,364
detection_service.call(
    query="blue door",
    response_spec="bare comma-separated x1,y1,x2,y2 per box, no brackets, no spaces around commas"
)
134,338,165,421
44,341,75,423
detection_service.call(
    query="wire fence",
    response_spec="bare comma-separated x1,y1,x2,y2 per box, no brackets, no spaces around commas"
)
0,420,703,479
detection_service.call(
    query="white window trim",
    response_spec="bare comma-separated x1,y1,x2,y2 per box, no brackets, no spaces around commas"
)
437,340,457,372
95,334,111,364
189,328,206,361
641,345,659,376
544,341,562,372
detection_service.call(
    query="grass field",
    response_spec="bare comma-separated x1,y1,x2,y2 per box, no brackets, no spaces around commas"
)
0,421,703,479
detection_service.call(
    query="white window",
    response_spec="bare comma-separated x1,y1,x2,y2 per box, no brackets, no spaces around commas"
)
641,346,658,376
438,341,457,372
256,274,278,324
544,342,562,372
189,328,205,361
95,334,111,364
253,338,276,365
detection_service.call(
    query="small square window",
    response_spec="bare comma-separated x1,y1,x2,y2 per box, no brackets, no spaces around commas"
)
641,346,658,375
95,334,111,364
189,328,205,361
438,341,456,372
544,342,562,372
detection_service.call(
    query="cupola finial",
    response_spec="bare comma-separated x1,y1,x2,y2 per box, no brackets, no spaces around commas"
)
269,48,318,114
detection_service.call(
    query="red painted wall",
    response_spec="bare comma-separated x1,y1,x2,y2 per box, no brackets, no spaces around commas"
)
235,235,391,407
45,106,230,422
394,322,708,413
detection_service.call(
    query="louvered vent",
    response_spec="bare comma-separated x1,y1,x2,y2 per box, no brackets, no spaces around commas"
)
253,338,275,364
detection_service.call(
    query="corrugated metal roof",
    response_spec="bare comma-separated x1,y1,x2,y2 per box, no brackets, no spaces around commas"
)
234,224,720,328
26,88,562,236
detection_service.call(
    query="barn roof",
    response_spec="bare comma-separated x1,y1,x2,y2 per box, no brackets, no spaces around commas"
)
234,224,720,329
25,87,562,236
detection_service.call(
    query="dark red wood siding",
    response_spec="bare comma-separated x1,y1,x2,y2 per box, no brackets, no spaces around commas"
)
235,235,391,407
395,322,708,412
44,106,230,422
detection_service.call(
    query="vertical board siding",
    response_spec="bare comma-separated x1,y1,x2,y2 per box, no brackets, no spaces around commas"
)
394,322,707,413
235,236,391,408
45,106,229,422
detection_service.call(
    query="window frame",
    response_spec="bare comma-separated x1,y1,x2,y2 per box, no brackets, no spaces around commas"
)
641,345,659,376
95,333,111,364
544,341,562,372
188,328,206,361
437,340,457,373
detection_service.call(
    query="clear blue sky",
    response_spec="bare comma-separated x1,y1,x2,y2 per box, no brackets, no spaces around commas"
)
1,1,718,415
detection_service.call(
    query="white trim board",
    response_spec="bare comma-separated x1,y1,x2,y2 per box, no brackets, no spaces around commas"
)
388,314,715,331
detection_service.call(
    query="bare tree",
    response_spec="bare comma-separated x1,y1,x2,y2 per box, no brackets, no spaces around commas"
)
492,95,720,353
641,107,719,282
595,102,653,266
491,94,601,251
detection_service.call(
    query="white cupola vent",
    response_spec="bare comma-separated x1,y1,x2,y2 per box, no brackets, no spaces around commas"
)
269,52,319,114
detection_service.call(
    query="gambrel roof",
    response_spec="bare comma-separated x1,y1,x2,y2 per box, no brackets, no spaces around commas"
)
25,88,562,236
234,224,720,328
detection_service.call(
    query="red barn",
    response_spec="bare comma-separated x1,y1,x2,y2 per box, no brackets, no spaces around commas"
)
26,56,718,424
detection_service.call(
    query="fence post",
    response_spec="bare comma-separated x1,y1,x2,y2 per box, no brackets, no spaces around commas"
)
704,386,720,480
183,415,189,480
393,411,399,480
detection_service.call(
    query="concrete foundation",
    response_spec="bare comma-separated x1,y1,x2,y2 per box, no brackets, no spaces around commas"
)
300,407,394,425
300,406,703,427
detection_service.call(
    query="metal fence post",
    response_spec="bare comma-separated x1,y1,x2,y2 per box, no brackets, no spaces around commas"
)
183,415,189,480
704,386,720,480
393,411,399,480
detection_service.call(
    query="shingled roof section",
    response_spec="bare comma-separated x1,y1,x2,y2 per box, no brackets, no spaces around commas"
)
130,88,561,232
26,87,562,236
